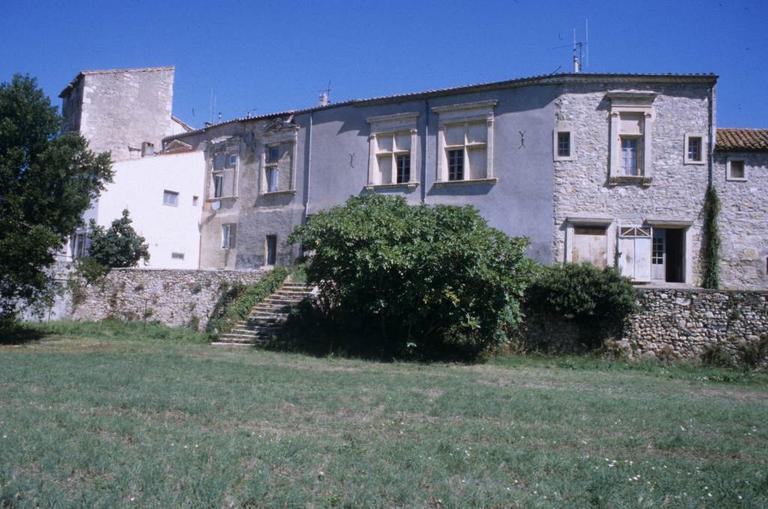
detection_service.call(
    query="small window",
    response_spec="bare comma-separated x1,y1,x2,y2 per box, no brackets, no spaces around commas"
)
213,174,224,198
727,160,746,181
557,132,571,158
171,252,185,260
447,149,464,181
163,190,179,206
686,136,703,163
221,224,236,249
225,153,238,168
192,195,199,206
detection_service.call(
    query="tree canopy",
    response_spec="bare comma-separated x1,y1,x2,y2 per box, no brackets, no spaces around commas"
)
288,194,533,360
88,210,150,268
0,74,112,323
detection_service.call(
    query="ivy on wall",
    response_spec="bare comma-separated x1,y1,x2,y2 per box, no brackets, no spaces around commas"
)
701,184,721,289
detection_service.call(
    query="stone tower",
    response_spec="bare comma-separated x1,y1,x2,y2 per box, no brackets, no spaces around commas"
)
59,66,177,162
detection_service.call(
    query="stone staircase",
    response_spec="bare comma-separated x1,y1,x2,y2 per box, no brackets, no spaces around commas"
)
211,281,314,346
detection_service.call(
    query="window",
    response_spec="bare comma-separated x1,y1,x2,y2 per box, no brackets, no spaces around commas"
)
396,154,410,183
366,112,419,187
221,224,236,249
71,231,89,259
620,137,640,176
557,132,571,158
171,252,185,260
163,190,179,207
192,195,199,206
727,159,746,181
685,135,704,164
262,143,295,194
212,150,237,198
213,174,223,198
447,149,464,181
607,91,655,181
433,100,497,183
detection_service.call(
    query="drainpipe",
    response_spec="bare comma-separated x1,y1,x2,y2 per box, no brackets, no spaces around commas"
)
707,83,715,186
304,111,313,219
421,99,429,204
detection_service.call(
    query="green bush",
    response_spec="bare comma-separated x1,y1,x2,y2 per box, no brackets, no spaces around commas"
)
526,263,638,350
288,195,533,361
88,209,150,268
206,268,289,338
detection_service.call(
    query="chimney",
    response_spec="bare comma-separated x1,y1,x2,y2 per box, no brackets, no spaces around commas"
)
141,141,155,157
318,92,329,107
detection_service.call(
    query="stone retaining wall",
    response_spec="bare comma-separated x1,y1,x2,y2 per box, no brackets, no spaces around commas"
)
70,268,269,330
622,287,768,360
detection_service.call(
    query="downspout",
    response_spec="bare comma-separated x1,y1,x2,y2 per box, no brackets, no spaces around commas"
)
304,111,313,219
707,83,715,185
421,99,429,204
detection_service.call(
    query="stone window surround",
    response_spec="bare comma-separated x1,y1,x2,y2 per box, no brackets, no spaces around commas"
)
432,100,498,185
726,157,748,182
366,112,420,190
563,216,614,266
553,121,574,162
259,128,299,196
684,133,706,165
607,91,656,186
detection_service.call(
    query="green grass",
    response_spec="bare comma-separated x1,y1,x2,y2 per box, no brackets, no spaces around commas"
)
1,326,767,507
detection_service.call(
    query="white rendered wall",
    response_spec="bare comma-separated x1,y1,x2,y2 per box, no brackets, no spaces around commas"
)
95,151,204,269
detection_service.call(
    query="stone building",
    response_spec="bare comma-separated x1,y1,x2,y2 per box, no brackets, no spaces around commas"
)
165,72,738,288
713,128,768,288
59,67,204,269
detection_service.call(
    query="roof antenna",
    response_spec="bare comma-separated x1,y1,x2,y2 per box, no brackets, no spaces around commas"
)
572,20,589,73
319,81,331,106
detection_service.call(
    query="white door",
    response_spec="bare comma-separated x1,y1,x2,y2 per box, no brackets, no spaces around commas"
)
618,226,652,282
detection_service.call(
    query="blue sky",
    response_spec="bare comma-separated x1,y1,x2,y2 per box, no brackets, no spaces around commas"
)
1,0,766,128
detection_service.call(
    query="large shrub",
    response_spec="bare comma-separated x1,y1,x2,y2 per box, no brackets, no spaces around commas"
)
526,263,638,350
288,195,533,360
87,209,150,268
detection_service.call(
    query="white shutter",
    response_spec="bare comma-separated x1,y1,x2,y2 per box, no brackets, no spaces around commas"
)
618,227,651,282
634,237,652,282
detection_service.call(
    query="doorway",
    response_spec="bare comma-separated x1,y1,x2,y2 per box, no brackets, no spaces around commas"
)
651,228,685,283
265,235,277,266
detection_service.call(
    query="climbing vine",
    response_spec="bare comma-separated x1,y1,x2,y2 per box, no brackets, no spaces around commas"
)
701,184,721,289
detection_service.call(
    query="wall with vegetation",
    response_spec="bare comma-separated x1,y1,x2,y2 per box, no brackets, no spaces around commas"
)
69,268,268,330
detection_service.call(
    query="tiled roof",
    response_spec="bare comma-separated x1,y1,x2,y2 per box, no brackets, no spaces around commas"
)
716,128,768,152
166,72,718,140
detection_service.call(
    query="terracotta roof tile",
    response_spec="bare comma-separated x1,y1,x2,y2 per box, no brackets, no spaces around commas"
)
716,128,768,152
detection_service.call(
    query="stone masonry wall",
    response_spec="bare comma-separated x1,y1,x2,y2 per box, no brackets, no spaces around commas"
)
623,287,768,361
714,151,768,289
554,82,712,283
70,268,268,330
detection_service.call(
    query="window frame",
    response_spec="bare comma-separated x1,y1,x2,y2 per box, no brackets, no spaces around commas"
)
259,132,298,196
606,91,655,184
553,122,574,162
433,100,497,184
162,189,179,207
366,112,419,188
726,158,747,182
221,223,236,250
684,133,706,165
211,149,238,199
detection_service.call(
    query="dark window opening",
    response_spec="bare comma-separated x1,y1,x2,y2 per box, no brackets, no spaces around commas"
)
396,154,410,183
557,131,571,158
266,235,277,266
448,149,464,181
687,136,702,162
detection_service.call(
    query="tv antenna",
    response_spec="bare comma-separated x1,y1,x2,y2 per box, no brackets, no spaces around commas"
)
572,18,589,73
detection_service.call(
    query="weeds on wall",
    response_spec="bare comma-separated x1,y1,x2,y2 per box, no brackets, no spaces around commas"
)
206,268,289,338
701,185,721,289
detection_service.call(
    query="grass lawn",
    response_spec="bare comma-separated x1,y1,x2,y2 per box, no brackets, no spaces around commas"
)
1,322,768,508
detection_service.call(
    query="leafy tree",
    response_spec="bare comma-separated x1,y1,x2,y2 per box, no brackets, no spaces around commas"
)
288,194,533,360
87,210,150,268
0,74,112,324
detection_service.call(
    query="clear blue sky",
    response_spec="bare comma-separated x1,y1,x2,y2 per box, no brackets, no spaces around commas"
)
1,0,766,129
